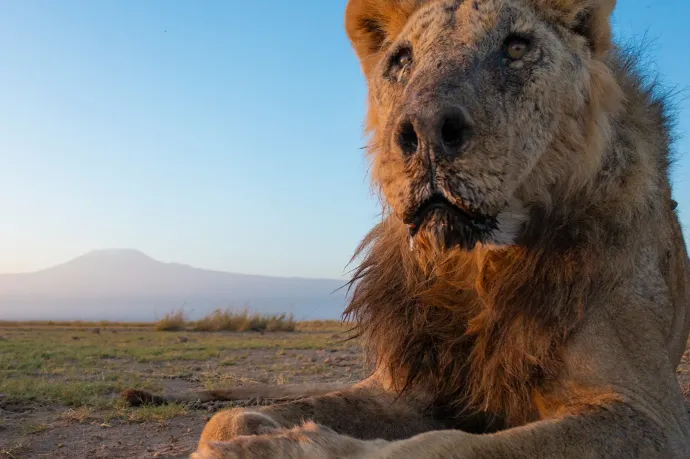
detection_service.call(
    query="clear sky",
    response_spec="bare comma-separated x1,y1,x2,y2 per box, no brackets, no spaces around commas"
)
1,1,688,279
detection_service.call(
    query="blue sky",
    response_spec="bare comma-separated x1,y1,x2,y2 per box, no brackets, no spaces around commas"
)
0,1,688,279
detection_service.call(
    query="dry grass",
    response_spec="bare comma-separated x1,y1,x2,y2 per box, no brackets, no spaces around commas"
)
0,308,350,334
60,406,94,424
155,309,187,332
0,438,29,459
0,310,341,334
153,308,298,333
193,308,296,333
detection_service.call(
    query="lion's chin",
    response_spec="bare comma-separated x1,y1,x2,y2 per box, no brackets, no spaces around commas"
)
406,194,498,252
409,209,498,252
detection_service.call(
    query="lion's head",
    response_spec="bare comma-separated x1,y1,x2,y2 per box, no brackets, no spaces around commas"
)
341,0,677,425
345,0,620,252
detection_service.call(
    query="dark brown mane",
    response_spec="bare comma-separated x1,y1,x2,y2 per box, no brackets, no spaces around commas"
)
343,45,672,427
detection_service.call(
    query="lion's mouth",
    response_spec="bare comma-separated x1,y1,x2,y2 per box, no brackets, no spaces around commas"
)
404,194,497,249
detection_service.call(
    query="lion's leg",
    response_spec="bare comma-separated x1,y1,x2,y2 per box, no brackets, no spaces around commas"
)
369,400,689,458
196,378,446,451
120,382,350,407
195,398,684,459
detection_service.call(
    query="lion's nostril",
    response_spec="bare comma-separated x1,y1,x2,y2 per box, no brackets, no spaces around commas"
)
397,120,419,156
396,108,471,159
437,108,473,158
441,115,465,148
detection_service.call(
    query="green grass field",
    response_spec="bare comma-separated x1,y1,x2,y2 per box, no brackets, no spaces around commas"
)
0,320,361,458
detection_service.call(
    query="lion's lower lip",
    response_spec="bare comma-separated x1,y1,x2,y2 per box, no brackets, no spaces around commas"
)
406,195,497,237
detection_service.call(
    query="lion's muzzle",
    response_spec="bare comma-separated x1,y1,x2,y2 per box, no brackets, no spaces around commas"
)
405,194,497,251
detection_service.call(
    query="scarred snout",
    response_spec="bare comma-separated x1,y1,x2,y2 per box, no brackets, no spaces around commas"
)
394,104,474,161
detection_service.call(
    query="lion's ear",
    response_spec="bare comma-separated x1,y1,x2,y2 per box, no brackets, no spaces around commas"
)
570,0,616,57
536,0,616,57
344,0,421,76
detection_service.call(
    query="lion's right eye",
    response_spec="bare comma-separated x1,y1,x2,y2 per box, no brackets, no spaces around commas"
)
504,35,531,60
386,46,413,82
394,48,412,67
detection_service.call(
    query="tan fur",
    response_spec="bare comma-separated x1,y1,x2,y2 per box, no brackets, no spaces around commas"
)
188,0,690,457
120,383,349,407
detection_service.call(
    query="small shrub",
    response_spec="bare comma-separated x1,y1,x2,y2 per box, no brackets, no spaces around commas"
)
193,308,244,332
265,313,296,332
155,309,187,332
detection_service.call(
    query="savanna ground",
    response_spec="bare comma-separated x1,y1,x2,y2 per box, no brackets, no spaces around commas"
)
0,318,365,459
1,318,688,459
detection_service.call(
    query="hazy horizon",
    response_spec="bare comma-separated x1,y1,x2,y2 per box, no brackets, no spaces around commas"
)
0,248,349,321
1,248,346,280
1,1,689,280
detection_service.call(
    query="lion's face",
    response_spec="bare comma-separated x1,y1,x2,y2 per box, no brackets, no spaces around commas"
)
346,0,617,251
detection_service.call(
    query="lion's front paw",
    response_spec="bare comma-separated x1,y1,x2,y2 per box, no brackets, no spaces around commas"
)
198,408,282,444
193,422,388,459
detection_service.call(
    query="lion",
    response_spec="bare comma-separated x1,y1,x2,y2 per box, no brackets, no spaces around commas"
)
124,0,690,457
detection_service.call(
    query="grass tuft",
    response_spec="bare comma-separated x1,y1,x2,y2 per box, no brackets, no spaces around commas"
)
60,406,94,424
120,403,189,423
155,309,187,331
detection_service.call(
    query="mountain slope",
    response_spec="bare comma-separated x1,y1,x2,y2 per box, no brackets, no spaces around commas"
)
0,250,349,321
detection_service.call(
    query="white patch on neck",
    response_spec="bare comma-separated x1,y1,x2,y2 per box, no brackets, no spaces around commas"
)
486,201,528,248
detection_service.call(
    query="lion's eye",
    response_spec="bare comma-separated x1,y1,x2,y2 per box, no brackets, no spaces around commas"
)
395,48,412,67
386,46,413,82
504,36,530,60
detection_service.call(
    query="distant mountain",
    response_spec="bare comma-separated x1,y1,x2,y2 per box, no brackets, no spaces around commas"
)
0,250,349,322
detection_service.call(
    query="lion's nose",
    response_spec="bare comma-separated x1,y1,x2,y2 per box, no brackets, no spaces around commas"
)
396,106,473,160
